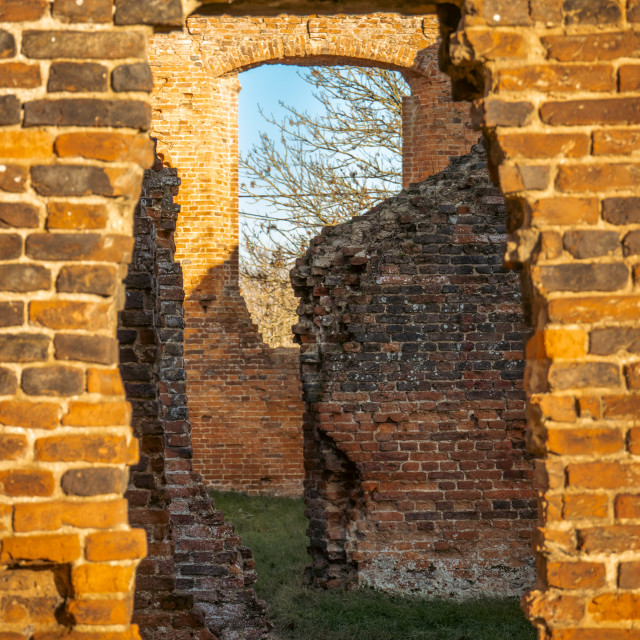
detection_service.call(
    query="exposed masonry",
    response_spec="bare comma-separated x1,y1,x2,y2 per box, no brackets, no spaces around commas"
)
147,13,476,496
123,155,269,640
2,1,640,639
291,145,535,596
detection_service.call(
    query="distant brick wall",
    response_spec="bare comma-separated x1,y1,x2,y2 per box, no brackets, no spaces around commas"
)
291,145,535,596
148,13,475,495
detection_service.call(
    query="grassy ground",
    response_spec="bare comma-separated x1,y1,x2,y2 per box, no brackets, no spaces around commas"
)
211,491,537,640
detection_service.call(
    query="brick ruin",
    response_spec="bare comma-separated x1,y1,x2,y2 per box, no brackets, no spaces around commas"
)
291,144,535,596
146,12,477,496
1,1,640,640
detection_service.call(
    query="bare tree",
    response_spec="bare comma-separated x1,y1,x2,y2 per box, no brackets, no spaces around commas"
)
239,66,409,345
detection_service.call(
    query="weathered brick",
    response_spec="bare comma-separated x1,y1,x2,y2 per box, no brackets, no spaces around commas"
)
114,0,183,25
0,534,80,563
72,564,134,594
593,129,640,155
24,100,151,130
563,493,608,520
47,201,108,230
542,31,639,61
32,165,143,199
563,230,619,259
0,234,22,260
57,264,116,296
0,131,52,161
68,598,132,625
563,0,623,25
463,30,526,60
0,0,48,21
602,197,640,224
53,0,113,22
620,65,640,91
0,400,59,429
0,166,28,193
0,301,22,327
480,0,532,25
603,394,640,419
591,328,640,355
496,132,589,159
0,31,15,58
87,368,124,395
48,62,108,93
112,63,154,92
62,467,128,496
55,334,118,365
494,64,614,92
619,563,640,588
631,0,640,22
629,230,640,255
547,562,606,590
0,203,39,228
30,301,110,331
557,163,640,192
0,433,27,460
63,401,131,426
588,593,640,621
13,499,127,532
531,197,599,226
499,164,549,192
541,98,640,126
0,334,49,362
0,265,50,292
615,494,640,519
55,132,155,166
547,427,624,455
21,365,84,396
626,363,640,390
482,100,534,127
27,233,134,262
0,63,40,89
535,263,628,293
22,30,146,60
0,96,20,126
568,462,640,488
85,529,147,561
35,434,129,463
0,469,54,497
542,328,587,359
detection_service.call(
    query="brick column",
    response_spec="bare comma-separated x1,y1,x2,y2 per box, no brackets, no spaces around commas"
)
444,0,640,637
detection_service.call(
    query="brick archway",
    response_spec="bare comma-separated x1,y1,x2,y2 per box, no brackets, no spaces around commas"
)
147,12,476,497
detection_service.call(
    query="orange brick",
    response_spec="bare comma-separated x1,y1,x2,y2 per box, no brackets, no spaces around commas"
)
620,64,640,91
542,32,639,61
567,462,640,489
0,533,81,563
85,529,147,562
547,561,606,589
522,589,584,625
577,396,601,420
0,434,28,460
0,131,52,160
495,65,614,93
593,128,640,155
549,296,640,324
0,469,54,497
55,132,155,167
63,401,131,427
464,29,526,59
619,562,640,588
496,132,590,159
68,598,132,625
563,493,608,520
13,499,127,532
615,494,640,519
588,592,640,621
35,435,128,463
87,368,125,395
30,301,111,331
548,427,623,456
0,401,60,429
0,62,40,88
543,329,587,359
72,564,134,594
629,427,640,455
557,163,640,193
533,395,577,423
603,394,640,420
47,201,108,230
531,197,599,227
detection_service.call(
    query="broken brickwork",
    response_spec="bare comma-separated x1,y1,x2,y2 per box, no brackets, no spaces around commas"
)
2,1,640,639
122,155,268,640
291,145,535,596
148,13,476,495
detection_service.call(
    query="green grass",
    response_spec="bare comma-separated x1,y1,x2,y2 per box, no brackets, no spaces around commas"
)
211,491,537,640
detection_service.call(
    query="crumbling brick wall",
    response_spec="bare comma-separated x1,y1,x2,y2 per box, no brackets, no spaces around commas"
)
291,144,535,596
122,154,268,639
148,13,476,495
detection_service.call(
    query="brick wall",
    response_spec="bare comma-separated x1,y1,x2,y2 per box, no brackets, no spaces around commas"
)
148,13,475,495
291,144,535,596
